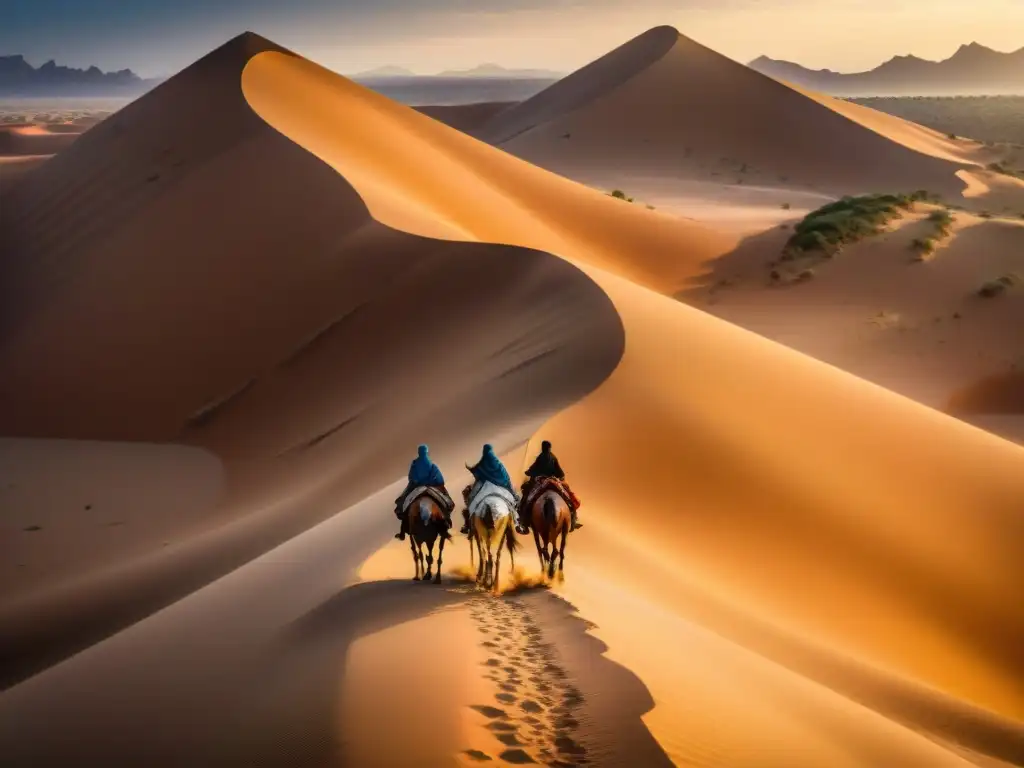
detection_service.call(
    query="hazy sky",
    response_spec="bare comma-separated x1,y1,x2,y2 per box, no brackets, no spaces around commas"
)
3,0,1023,77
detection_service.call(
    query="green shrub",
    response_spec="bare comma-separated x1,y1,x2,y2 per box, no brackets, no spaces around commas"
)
609,189,634,202
927,209,954,237
911,237,936,253
782,193,917,259
978,273,1021,298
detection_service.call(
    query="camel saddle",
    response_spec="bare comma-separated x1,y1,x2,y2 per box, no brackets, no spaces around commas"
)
402,485,454,515
522,477,580,513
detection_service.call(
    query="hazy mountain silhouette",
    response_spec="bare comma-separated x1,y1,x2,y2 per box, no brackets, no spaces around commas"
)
436,63,565,79
0,55,161,97
749,42,1024,96
352,63,564,80
351,65,417,79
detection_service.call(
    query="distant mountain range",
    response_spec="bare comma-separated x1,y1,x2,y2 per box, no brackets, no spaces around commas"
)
0,55,160,97
353,63,564,80
749,42,1024,96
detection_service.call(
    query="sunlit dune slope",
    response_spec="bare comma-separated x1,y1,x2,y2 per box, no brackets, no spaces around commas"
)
242,43,1024,741
477,26,969,197
240,52,733,293
0,33,623,686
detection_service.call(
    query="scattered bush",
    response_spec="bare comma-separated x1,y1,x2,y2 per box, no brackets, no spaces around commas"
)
609,189,635,203
911,237,936,256
947,132,958,140
781,191,928,261
979,211,994,219
978,273,1021,298
781,202,791,210
928,209,954,229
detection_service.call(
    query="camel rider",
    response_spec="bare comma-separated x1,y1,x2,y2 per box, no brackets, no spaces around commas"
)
394,444,455,541
519,440,582,533
460,444,525,535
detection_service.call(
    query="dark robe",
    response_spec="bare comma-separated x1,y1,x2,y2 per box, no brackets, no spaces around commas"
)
525,449,565,480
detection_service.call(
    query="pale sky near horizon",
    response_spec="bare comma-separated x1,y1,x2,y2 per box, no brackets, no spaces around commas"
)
2,0,1022,78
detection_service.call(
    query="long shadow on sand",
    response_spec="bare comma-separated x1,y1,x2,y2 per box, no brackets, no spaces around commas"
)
242,579,674,768
469,588,674,767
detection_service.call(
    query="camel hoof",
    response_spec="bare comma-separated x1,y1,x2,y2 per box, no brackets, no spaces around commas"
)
433,575,442,584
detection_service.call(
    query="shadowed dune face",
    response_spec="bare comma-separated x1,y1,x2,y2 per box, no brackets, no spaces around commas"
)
0,33,624,687
413,101,516,133
480,28,969,198
949,371,1024,415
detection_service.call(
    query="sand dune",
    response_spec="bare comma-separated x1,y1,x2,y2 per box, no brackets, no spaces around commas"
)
478,27,971,199
2,27,1023,768
0,33,622,688
0,124,81,156
414,101,515,133
685,211,1024,412
239,42,1024,763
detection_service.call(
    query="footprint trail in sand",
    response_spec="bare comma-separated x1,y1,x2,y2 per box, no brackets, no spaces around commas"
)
463,592,588,766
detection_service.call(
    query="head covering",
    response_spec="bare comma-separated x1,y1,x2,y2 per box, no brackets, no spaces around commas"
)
468,443,513,490
408,443,445,486
541,441,552,453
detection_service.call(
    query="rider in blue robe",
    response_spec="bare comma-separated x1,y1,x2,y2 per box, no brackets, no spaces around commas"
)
460,444,525,534
394,445,454,540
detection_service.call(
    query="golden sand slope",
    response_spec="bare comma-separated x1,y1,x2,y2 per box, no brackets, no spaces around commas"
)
240,45,1024,764
478,26,970,198
0,33,623,687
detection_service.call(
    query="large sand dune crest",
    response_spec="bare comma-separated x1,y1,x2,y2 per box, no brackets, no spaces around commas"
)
0,33,624,689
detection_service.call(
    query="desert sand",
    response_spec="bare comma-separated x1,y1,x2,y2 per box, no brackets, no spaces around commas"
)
1,26,1022,768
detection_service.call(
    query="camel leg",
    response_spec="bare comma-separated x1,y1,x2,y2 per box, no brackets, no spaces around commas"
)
533,528,545,571
410,533,421,581
493,532,504,594
558,525,569,574
475,525,486,584
435,535,445,584
424,538,435,582
484,538,494,590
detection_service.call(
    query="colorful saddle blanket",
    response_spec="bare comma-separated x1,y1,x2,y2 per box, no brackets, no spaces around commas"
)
402,485,454,515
